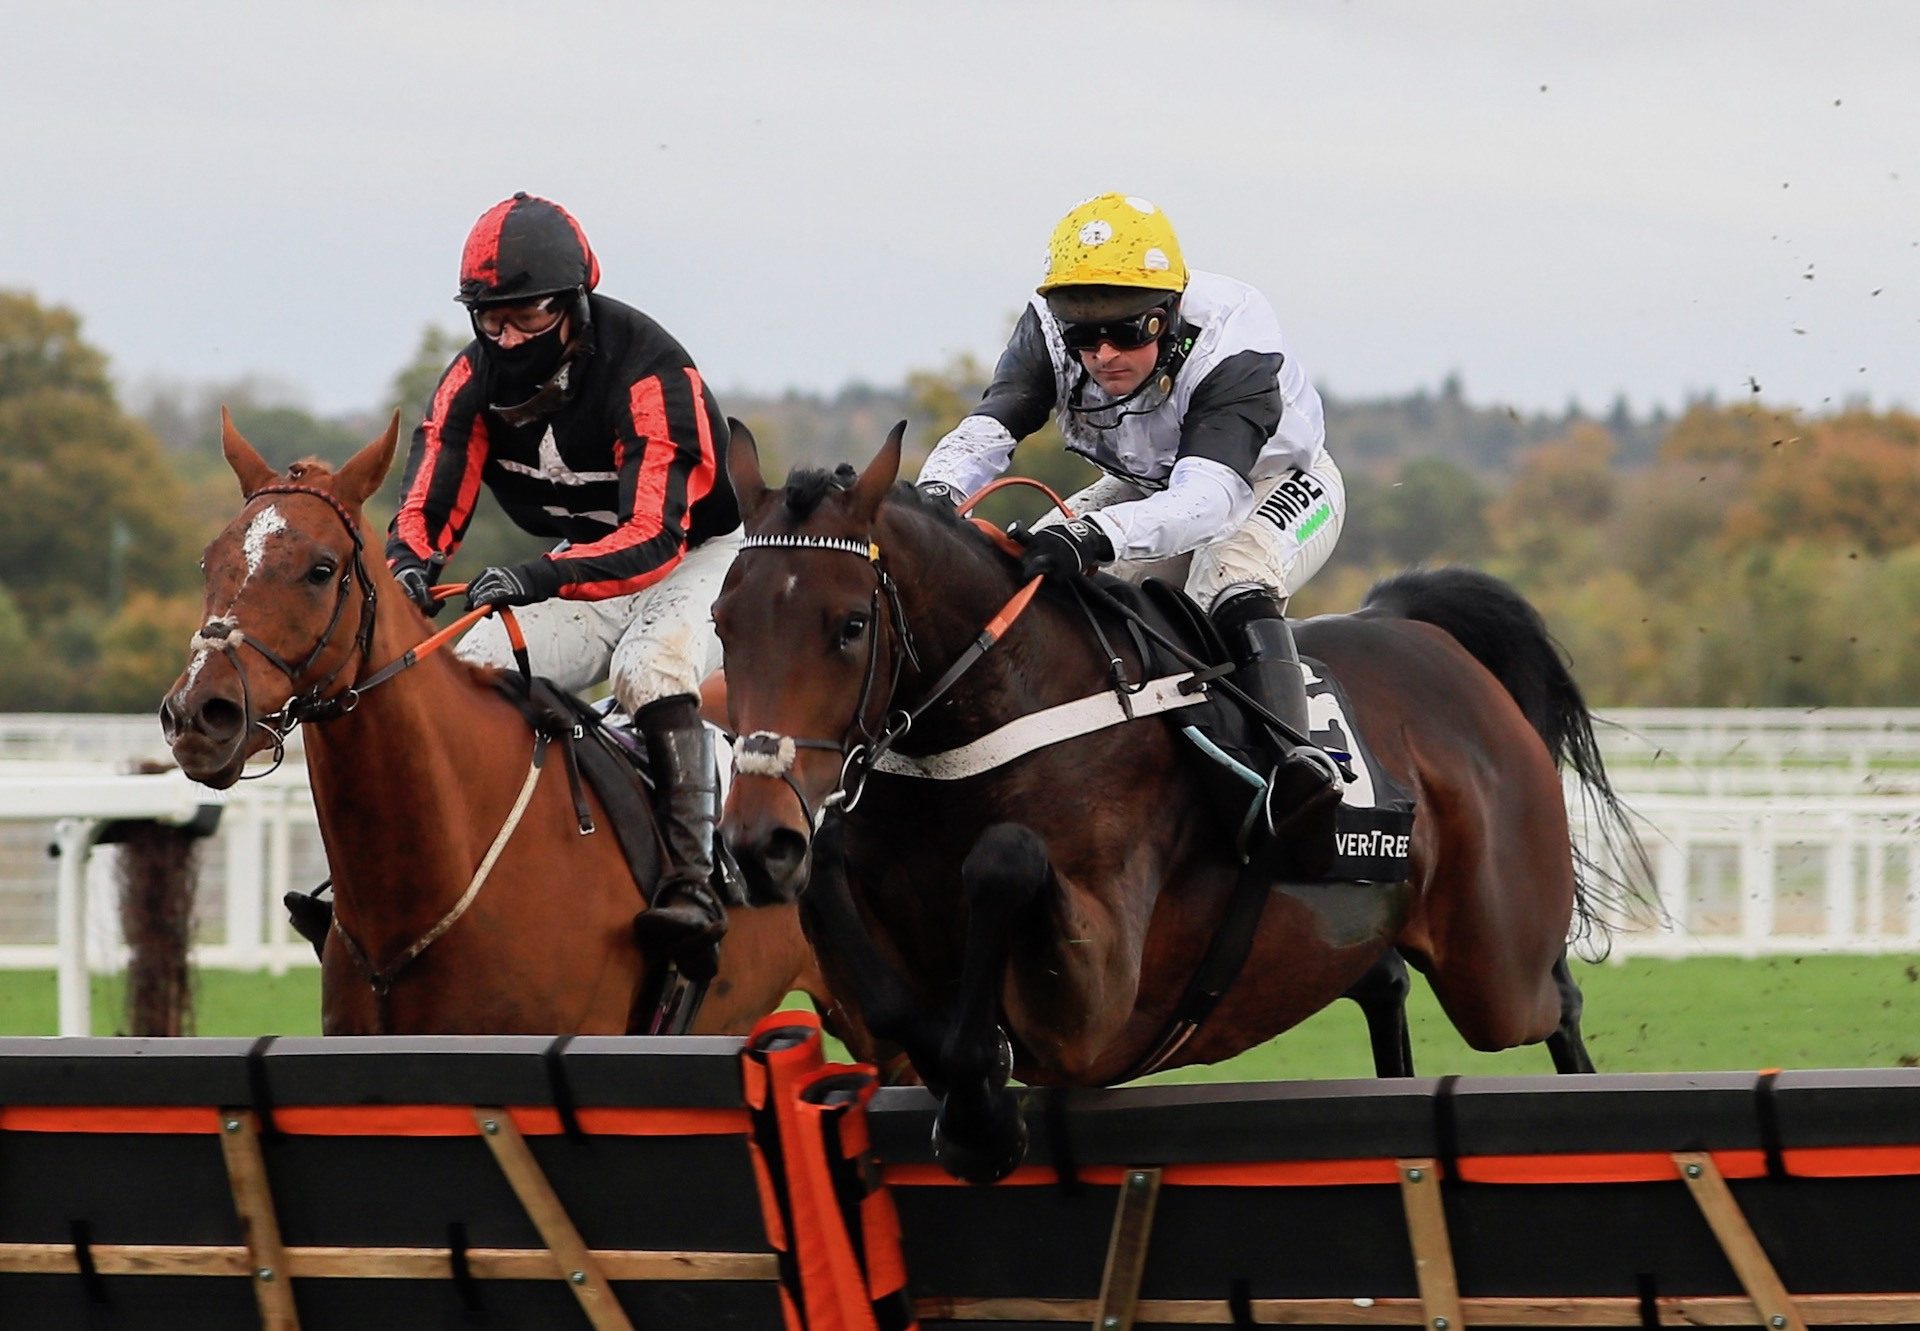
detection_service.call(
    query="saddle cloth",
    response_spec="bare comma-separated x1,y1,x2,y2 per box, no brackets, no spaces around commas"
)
1094,577,1417,884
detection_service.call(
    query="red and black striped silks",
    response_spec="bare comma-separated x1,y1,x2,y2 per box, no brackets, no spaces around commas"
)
385,294,739,595
740,1010,918,1331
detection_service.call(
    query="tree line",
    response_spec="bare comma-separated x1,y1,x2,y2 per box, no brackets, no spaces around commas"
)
3,288,1916,713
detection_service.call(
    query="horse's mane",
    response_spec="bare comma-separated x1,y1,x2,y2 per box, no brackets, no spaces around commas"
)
776,467,1006,567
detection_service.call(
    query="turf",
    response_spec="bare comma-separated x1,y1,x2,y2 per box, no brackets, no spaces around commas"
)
2,955,1915,1079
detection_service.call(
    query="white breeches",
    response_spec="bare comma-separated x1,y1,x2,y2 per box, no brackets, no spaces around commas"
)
455,528,742,711
1051,452,1346,611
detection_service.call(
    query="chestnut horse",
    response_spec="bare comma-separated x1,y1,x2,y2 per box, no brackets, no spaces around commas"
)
161,410,823,1036
716,422,1643,1181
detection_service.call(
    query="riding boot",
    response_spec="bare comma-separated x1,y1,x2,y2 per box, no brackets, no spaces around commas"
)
629,695,730,954
283,884,332,963
1212,588,1344,877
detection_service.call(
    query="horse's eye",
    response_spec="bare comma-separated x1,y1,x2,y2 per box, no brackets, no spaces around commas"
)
838,612,870,647
307,562,337,586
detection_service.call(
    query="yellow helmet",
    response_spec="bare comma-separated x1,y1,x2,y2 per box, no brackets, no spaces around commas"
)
1036,194,1188,313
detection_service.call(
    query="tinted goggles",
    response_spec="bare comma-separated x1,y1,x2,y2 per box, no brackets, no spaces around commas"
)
473,294,567,338
1059,306,1172,354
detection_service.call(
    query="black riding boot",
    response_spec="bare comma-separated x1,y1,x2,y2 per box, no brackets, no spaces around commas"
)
630,695,729,953
1212,588,1344,876
284,884,332,963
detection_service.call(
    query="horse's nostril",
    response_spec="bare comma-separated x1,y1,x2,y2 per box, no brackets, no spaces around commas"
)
762,828,810,895
198,697,246,743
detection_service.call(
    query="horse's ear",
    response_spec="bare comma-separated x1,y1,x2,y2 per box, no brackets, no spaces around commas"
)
727,417,768,509
334,409,402,509
220,405,277,498
849,420,905,524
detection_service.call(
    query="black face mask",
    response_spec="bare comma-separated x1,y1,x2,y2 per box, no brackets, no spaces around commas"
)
476,316,570,399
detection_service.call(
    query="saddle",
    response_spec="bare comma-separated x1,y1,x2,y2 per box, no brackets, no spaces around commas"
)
493,675,749,908
1089,576,1416,885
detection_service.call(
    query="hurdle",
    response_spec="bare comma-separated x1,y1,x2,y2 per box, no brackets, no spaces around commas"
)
0,1022,1915,1327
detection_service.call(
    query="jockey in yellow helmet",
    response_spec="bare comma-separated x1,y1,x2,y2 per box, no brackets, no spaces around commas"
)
918,193,1347,864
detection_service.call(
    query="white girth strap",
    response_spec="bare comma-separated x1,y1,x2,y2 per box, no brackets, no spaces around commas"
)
870,674,1208,781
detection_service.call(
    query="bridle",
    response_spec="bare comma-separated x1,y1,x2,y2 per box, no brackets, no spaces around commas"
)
728,525,1043,833
729,534,919,829
190,483,507,777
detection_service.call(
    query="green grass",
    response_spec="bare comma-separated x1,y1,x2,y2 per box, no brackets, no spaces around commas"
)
3,955,1916,1079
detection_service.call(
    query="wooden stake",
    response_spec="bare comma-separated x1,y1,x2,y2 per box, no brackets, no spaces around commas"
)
1673,1151,1807,1331
1397,1158,1462,1331
473,1106,634,1331
1094,1167,1162,1331
218,1108,300,1331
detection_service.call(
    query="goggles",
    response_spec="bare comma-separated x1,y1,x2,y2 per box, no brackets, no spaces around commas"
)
1059,305,1172,354
473,294,568,339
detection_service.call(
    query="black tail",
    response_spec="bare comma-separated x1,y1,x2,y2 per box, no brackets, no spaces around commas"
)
1362,566,1653,946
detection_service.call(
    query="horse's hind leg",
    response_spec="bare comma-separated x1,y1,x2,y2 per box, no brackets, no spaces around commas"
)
1545,950,1595,1073
1344,948,1415,1077
932,823,1051,1185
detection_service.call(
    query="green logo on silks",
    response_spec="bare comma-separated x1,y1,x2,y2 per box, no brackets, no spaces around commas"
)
1296,503,1334,542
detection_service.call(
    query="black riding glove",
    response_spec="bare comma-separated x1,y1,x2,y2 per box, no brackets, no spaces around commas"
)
464,559,564,611
390,555,445,619
915,479,964,510
1014,518,1115,581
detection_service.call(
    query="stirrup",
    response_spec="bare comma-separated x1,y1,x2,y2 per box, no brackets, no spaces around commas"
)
1260,748,1344,842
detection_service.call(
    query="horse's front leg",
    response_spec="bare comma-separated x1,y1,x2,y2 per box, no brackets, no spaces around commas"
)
798,815,946,1072
930,822,1054,1184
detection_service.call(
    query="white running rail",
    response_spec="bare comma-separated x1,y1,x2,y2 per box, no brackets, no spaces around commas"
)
3,712,1919,1037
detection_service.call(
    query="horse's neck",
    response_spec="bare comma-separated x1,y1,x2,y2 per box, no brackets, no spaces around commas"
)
302,619,531,921
884,511,1112,749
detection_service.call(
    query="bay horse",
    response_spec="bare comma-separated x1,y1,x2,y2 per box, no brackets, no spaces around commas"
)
160,409,824,1036
716,421,1644,1181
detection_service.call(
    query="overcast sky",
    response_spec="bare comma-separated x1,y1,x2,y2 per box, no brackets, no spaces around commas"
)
6,2,1917,435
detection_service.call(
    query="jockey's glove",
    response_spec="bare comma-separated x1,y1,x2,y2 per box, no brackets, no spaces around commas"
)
1015,518,1114,581
914,479,964,510
390,555,445,619
464,559,563,612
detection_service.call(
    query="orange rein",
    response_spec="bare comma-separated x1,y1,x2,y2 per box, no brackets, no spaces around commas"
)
417,585,525,662
952,476,1077,558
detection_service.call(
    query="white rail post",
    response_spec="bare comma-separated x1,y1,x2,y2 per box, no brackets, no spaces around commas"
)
1827,809,1856,947
52,818,96,1036
223,792,264,969
266,785,292,976
1741,810,1777,957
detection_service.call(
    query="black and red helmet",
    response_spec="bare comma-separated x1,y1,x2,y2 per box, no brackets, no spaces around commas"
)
456,193,602,307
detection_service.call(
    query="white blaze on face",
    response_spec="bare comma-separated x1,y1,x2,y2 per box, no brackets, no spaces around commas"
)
183,650,210,691
242,505,288,580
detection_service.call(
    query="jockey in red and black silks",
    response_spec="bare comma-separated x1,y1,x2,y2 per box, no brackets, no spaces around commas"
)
385,192,743,957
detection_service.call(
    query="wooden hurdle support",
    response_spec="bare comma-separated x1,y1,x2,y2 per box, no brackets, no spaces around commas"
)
0,1032,1916,1327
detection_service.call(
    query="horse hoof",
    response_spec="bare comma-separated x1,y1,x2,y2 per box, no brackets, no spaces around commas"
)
931,1095,1028,1185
